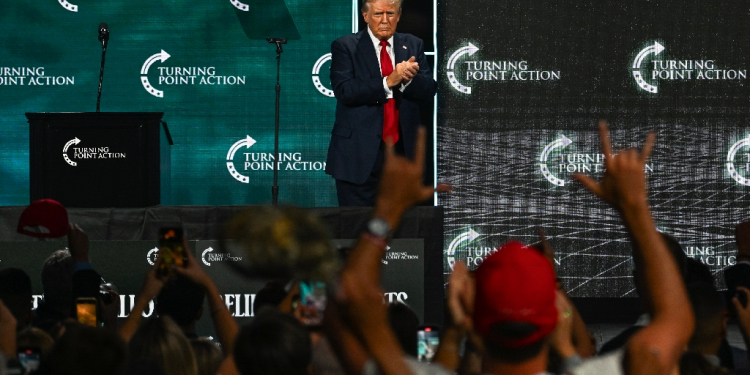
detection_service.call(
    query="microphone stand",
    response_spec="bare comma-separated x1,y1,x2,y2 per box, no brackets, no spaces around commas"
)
267,38,286,206
96,35,108,112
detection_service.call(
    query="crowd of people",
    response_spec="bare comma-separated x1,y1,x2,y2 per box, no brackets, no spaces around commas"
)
2,122,750,375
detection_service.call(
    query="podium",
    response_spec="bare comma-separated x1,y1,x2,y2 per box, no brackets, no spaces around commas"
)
27,112,171,208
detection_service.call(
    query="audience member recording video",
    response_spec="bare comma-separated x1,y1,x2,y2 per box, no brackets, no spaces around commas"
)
1,121,750,375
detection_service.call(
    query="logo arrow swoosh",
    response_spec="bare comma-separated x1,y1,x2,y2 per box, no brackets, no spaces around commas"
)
446,229,480,270
141,50,171,98
446,43,479,94
631,42,664,94
727,136,750,186
540,135,572,186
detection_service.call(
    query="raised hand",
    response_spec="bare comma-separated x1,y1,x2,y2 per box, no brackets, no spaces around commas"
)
0,299,17,358
376,127,450,225
549,290,576,358
68,223,90,263
140,254,166,301
447,261,474,333
572,120,655,211
173,243,211,288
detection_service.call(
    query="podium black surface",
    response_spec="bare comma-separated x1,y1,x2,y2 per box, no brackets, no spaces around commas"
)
27,112,171,208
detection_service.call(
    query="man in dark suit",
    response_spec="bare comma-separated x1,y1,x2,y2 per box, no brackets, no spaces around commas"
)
325,0,437,206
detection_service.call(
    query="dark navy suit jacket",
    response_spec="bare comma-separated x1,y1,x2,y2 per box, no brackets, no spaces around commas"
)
325,30,437,184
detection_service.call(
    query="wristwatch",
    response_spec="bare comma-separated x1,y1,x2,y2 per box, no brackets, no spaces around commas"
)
366,217,392,240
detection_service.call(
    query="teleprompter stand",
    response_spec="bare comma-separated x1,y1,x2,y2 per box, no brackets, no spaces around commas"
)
268,38,285,205
232,0,300,205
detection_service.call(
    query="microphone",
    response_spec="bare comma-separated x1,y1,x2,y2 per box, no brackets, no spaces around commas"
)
98,23,109,44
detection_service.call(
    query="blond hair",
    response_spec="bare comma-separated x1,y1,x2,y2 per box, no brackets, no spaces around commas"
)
129,316,199,375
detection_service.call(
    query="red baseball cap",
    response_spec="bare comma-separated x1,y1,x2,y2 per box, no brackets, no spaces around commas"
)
472,241,557,348
17,199,69,238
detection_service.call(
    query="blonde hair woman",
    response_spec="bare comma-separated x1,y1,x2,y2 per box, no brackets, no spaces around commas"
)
128,316,198,375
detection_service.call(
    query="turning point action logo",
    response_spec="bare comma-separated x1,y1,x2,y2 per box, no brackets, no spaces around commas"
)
631,41,747,94
447,43,480,94
727,136,750,186
312,53,334,97
225,136,327,183
540,135,573,186
226,136,257,183
445,229,480,270
446,42,561,95
140,50,246,98
0,67,75,86
201,247,242,266
539,135,652,186
62,137,126,167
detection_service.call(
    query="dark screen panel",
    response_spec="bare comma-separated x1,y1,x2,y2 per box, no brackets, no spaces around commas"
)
438,0,750,297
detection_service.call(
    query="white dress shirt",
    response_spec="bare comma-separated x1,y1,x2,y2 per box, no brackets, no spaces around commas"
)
366,28,411,99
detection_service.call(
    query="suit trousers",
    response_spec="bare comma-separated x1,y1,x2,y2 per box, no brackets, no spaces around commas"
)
335,139,405,206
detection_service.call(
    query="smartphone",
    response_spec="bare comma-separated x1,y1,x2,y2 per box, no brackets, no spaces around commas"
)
417,325,440,362
18,347,41,373
76,297,98,327
298,281,327,326
158,227,185,276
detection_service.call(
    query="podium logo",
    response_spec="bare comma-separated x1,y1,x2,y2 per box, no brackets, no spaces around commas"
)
63,137,80,166
62,137,126,167
0,67,75,86
225,136,327,183
201,247,242,266
445,229,480,270
312,53,334,97
140,50,246,98
58,0,78,12
631,40,747,94
380,245,392,265
147,247,159,266
727,136,750,186
446,42,561,95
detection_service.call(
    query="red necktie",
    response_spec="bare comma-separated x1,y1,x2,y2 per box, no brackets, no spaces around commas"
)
379,40,399,145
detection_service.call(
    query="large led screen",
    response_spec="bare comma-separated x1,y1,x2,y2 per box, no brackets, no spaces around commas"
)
438,0,750,296
0,0,351,206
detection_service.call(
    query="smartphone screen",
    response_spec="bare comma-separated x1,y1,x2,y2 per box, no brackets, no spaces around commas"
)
417,326,440,362
76,297,98,327
298,281,327,326
158,227,185,276
18,347,41,373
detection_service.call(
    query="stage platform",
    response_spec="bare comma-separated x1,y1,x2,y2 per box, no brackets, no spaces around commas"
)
0,204,644,327
0,205,447,330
